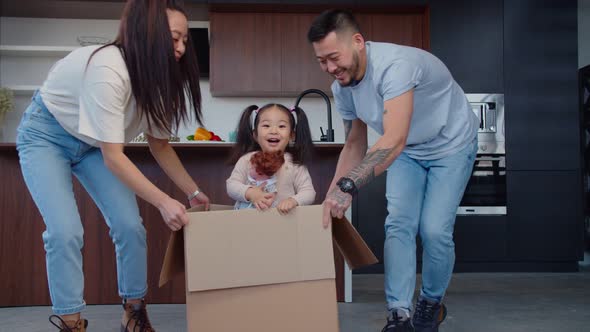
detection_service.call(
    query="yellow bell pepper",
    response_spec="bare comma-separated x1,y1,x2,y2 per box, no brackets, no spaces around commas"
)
194,127,212,140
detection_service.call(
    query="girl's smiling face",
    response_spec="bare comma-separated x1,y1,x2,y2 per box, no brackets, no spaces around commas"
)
254,106,294,153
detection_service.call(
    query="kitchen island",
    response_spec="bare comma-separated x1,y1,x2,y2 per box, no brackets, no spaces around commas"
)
0,142,347,306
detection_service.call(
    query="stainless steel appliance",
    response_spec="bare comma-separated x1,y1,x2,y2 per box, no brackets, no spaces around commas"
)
457,94,507,215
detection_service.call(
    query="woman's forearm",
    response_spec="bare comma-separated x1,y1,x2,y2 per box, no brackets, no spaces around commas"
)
101,143,169,208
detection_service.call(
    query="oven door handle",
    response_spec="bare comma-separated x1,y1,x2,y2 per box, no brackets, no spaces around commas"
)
475,157,504,162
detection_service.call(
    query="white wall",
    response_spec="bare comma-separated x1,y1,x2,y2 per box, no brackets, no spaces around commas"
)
0,82,350,144
0,17,359,144
580,0,590,68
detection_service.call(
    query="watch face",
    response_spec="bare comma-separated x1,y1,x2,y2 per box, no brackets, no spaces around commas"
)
338,178,354,193
342,180,353,191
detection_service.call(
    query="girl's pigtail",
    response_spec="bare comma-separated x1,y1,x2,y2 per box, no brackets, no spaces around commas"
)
289,106,314,165
229,105,259,164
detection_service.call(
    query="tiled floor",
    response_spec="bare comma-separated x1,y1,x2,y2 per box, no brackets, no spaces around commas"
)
1,272,589,331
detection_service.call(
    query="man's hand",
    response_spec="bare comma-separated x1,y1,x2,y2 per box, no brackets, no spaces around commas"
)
277,197,299,215
158,197,189,231
189,191,210,210
246,183,276,211
322,187,352,228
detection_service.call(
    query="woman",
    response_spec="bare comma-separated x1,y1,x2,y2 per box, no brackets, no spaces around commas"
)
16,1,208,331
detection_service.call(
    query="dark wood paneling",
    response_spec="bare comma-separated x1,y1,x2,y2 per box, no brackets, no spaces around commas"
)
209,3,423,14
209,5,428,96
0,144,345,306
280,13,334,95
354,14,373,41
210,12,282,96
370,13,426,49
0,150,51,306
254,13,283,91
503,0,579,171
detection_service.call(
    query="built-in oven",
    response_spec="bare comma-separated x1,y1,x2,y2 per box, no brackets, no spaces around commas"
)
457,94,507,215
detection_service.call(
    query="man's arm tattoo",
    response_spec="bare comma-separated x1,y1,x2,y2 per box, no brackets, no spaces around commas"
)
348,148,395,188
343,120,352,140
329,188,352,205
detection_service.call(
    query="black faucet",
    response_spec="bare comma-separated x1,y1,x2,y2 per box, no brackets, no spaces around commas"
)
294,88,334,142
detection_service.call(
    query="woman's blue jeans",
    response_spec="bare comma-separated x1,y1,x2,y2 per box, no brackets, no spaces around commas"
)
384,138,477,311
16,92,148,315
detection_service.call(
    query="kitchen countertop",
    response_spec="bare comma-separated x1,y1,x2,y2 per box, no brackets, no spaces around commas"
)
0,141,345,150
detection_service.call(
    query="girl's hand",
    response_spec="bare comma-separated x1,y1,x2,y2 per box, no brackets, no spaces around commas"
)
189,191,210,210
277,197,298,215
158,197,189,231
246,183,275,211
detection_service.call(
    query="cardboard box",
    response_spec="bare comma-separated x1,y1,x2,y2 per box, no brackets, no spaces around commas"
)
159,204,377,332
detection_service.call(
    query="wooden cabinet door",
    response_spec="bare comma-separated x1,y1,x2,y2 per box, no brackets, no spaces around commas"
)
357,13,427,49
210,10,428,96
210,12,282,96
280,13,333,96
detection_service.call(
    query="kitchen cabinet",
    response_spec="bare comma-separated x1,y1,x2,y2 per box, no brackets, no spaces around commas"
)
0,143,348,306
280,13,334,95
352,174,509,274
506,170,584,262
352,162,584,273
209,8,428,97
356,13,429,51
209,12,283,95
503,0,580,171
429,0,503,93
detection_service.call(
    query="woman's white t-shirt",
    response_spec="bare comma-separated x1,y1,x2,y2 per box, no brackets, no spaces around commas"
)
39,45,169,147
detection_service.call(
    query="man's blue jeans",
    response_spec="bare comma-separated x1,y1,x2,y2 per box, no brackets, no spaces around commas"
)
16,92,148,315
384,138,477,311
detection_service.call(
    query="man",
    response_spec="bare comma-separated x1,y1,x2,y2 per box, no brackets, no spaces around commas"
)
308,10,478,332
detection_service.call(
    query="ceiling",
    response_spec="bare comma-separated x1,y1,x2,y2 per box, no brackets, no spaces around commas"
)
0,0,209,20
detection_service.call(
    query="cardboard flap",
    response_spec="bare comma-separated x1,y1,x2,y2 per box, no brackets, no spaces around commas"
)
332,216,379,270
158,204,232,287
158,229,185,287
184,205,335,292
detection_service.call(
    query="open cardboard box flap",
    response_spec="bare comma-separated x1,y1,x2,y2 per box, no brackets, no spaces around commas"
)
159,204,377,290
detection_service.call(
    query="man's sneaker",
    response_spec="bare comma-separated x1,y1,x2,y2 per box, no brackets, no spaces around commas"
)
412,297,447,332
382,309,415,332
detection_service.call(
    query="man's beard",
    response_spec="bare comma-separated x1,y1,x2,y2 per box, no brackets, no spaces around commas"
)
338,51,361,87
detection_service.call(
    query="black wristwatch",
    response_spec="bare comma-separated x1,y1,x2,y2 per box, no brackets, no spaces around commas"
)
336,177,358,196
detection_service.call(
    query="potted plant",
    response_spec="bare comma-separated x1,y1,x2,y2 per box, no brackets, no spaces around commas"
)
0,87,14,139
0,87,14,123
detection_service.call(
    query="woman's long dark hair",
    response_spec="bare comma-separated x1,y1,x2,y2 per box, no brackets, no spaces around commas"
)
229,103,314,166
90,0,202,134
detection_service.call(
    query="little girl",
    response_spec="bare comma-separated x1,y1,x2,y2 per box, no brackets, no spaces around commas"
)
227,103,316,214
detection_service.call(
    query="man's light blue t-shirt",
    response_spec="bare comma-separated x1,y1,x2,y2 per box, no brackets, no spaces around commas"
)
332,42,478,160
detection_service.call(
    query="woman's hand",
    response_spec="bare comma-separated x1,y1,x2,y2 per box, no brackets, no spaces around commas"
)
189,191,210,210
277,197,298,215
158,197,189,231
246,183,275,211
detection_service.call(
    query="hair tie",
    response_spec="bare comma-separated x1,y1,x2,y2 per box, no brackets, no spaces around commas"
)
290,107,298,126
251,106,298,130
250,108,260,130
